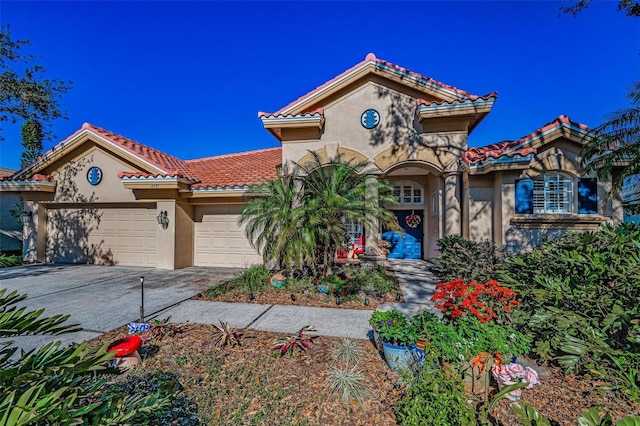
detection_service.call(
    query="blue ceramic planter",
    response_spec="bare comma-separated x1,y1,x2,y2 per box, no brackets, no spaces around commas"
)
381,341,417,371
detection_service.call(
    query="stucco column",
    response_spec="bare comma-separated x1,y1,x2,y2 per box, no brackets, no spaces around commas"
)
156,200,177,270
22,201,38,263
443,172,462,236
33,204,48,262
364,176,381,255
493,172,503,249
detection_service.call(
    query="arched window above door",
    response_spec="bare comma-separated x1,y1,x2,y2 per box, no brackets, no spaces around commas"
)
393,181,424,205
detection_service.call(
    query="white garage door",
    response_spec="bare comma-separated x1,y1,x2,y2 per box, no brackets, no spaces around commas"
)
194,205,262,267
46,205,158,267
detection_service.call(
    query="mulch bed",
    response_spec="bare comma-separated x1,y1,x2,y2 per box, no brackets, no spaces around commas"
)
91,320,640,425
194,287,401,311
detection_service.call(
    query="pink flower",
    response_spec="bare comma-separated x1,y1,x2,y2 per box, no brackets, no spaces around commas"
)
522,367,539,389
506,363,525,378
491,365,513,383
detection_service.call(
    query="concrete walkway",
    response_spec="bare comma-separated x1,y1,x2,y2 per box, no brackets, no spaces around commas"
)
154,259,441,340
4,260,441,352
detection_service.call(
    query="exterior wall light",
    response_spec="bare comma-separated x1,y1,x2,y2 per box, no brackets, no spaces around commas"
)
17,210,33,224
156,210,169,229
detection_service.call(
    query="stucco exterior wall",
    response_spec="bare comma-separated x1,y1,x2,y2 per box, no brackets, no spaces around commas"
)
281,82,466,170
50,148,138,204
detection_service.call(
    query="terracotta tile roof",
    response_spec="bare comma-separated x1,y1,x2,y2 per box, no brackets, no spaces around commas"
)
416,93,498,107
81,123,199,181
186,147,282,189
258,108,324,119
0,167,15,178
0,173,54,182
269,53,484,116
463,115,590,165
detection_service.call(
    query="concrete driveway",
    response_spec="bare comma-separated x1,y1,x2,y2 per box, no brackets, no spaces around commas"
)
0,263,240,351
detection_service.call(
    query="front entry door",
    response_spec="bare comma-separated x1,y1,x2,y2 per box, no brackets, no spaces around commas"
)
382,210,423,259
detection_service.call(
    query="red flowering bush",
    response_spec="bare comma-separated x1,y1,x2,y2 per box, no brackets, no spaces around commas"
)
430,278,520,324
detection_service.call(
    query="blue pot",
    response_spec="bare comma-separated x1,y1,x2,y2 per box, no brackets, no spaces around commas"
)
381,341,417,371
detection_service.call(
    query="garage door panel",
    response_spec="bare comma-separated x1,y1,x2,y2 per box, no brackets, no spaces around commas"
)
194,205,261,267
47,206,157,267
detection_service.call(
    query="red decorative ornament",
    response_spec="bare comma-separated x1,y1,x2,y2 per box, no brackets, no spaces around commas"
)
405,213,421,228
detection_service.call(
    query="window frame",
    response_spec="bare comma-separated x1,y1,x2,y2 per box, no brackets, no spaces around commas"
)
532,172,574,214
392,181,424,205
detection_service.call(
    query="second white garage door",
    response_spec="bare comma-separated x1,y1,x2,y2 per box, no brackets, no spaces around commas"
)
194,205,262,267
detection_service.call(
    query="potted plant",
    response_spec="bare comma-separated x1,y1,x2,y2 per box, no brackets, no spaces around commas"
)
369,310,417,371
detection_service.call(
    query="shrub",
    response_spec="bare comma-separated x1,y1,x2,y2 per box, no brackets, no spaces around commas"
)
430,278,521,325
0,253,21,268
498,223,640,397
369,310,416,346
411,310,530,363
204,265,271,297
101,372,198,425
435,235,500,282
349,265,396,295
395,351,477,426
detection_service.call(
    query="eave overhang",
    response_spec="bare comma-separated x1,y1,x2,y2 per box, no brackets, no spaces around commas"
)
120,175,193,191
186,185,249,198
13,127,169,180
417,96,496,133
258,111,325,141
0,180,57,192
466,154,535,175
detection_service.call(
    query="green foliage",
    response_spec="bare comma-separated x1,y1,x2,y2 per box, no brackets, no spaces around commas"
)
395,351,477,426
349,265,396,296
99,372,198,425
435,235,500,282
20,120,44,167
369,310,416,347
0,288,175,425
0,26,71,142
240,167,317,271
204,265,270,297
283,275,316,293
411,310,530,363
511,402,551,426
499,223,640,399
0,253,21,268
241,151,398,274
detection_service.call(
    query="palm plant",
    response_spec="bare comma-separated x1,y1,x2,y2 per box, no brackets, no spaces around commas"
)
580,80,640,211
241,152,398,275
240,166,317,271
295,151,398,274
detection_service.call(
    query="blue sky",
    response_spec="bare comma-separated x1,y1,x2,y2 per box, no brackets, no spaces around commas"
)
0,1,638,170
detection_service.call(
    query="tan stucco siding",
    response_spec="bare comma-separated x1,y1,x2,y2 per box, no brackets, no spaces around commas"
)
50,148,139,204
468,186,494,241
193,204,261,267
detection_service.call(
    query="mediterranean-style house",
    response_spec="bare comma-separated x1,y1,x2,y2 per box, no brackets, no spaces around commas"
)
0,54,624,269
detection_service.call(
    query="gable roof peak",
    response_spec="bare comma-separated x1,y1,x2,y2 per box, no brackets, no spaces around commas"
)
267,54,485,118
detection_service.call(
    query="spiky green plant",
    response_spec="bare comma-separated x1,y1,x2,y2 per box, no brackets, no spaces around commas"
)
211,320,243,348
325,366,372,405
331,338,363,366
